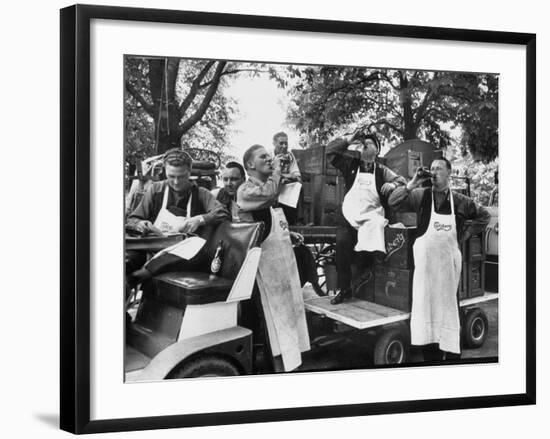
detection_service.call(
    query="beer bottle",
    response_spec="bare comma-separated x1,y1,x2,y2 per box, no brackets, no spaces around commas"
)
210,240,224,275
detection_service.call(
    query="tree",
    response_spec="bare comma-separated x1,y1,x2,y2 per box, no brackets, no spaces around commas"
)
124,57,241,158
284,66,498,162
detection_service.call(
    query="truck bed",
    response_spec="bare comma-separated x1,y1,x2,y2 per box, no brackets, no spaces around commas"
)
304,292,498,330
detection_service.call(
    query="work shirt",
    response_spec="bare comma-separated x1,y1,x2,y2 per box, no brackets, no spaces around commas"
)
325,136,407,212
236,170,283,239
127,180,227,226
388,185,491,244
283,151,302,181
212,187,240,222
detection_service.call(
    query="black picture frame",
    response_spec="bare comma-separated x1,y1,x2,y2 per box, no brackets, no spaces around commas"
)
60,4,536,434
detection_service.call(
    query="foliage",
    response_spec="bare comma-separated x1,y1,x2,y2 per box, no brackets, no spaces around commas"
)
124,57,247,163
280,66,499,162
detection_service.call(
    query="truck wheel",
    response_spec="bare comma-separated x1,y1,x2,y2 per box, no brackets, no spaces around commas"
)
374,327,409,365
168,355,240,379
463,308,489,349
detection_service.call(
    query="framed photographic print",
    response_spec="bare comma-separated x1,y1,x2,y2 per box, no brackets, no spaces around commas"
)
60,4,536,434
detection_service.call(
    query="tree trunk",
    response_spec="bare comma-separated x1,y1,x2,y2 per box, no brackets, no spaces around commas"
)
148,58,183,154
399,72,418,140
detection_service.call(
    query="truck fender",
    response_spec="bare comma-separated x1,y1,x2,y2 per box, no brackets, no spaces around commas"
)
136,326,252,382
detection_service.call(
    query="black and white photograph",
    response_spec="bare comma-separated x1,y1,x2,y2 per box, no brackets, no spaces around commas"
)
123,56,500,381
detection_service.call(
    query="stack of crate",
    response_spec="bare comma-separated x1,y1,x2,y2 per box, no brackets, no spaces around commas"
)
361,224,485,312
372,225,416,312
458,231,486,299
292,145,345,226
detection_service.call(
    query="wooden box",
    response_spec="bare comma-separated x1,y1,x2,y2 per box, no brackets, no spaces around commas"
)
407,149,443,178
292,146,325,175
388,211,418,227
463,234,484,260
380,225,416,269
458,261,485,299
351,255,375,302
292,146,342,177
373,265,413,312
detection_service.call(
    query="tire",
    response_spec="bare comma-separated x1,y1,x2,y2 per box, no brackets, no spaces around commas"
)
463,308,489,349
373,327,409,365
168,355,240,379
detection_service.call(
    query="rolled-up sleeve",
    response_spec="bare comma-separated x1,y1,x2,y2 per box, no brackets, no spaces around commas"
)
461,197,491,236
127,184,156,225
388,186,424,211
237,172,282,212
197,187,229,225
381,166,407,186
326,137,358,173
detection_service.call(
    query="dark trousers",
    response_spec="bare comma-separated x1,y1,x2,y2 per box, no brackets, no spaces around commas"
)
421,344,462,362
336,221,376,291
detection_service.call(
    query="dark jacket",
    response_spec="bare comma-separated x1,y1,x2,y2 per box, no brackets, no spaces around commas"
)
326,136,406,213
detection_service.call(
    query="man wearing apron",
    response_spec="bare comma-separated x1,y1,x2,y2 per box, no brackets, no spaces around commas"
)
126,148,229,285
388,158,490,360
326,132,407,304
211,161,246,222
236,144,310,372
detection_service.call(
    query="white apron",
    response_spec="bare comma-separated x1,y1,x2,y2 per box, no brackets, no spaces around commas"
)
256,208,310,372
410,189,462,354
153,185,192,234
341,165,387,252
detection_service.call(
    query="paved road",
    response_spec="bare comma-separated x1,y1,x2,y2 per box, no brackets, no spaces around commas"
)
296,299,498,372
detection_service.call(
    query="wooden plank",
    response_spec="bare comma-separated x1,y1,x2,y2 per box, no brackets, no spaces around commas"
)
304,296,409,329
459,292,498,307
305,292,499,330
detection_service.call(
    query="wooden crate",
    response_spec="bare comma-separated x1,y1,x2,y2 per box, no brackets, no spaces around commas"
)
373,265,413,312
380,225,416,269
292,146,342,177
407,149,444,178
388,211,417,227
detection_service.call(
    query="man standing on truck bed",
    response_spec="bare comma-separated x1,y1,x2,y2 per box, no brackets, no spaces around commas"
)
388,157,490,361
327,131,407,305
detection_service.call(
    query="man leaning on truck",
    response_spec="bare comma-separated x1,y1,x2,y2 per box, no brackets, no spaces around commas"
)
388,157,490,361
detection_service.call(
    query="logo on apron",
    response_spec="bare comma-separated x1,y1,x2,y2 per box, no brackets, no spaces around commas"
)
434,221,452,232
279,219,289,231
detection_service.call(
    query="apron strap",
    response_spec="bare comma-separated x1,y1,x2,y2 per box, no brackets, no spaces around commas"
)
186,193,192,219
432,187,455,215
162,184,193,218
161,184,170,209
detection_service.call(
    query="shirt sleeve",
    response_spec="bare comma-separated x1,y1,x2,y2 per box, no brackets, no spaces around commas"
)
458,195,491,236
381,165,407,186
236,171,282,212
326,137,359,174
197,187,229,225
126,183,157,225
388,186,425,212
288,152,302,180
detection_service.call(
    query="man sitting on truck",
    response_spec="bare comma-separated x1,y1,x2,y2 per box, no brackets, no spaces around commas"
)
388,157,490,361
326,131,407,304
211,161,246,222
125,148,229,285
